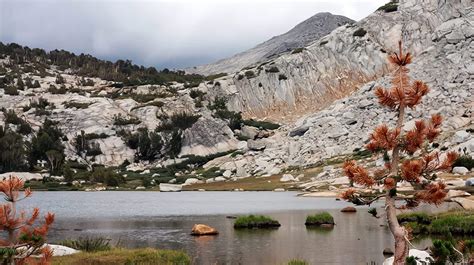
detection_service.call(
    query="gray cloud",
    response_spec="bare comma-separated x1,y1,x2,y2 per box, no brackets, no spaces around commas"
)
0,0,383,69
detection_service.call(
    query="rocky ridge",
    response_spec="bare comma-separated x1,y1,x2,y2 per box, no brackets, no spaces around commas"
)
187,13,354,76
0,72,239,167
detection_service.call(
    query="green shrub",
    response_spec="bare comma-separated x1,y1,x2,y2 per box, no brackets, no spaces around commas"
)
305,212,334,226
79,77,95,86
4,86,19,95
189,89,206,99
90,167,124,186
122,128,163,161
430,240,458,265
207,96,243,130
167,130,182,159
207,96,227,111
243,119,280,130
352,149,372,160
452,154,474,170
265,66,279,73
84,133,109,140
131,93,157,103
3,109,22,125
29,97,52,110
60,237,111,252
48,84,67,94
397,212,431,224
16,77,24,90
368,208,377,217
244,70,256,79
205,72,227,81
64,101,91,109
405,256,417,265
237,74,244,80
429,213,474,235
278,74,287,81
18,121,32,135
2,108,33,134
291,48,305,54
353,28,367,37
156,112,200,132
55,74,65,84
398,211,474,236
200,167,221,179
184,82,200,89
235,133,250,141
234,215,280,229
113,114,141,126
172,150,234,169
377,2,398,13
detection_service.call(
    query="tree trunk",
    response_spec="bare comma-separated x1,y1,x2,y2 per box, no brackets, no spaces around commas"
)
387,59,409,263
386,194,409,264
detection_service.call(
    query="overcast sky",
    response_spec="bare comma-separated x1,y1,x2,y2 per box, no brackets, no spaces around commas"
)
0,0,383,69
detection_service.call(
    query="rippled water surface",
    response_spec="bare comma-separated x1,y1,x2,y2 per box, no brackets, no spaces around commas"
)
19,191,430,264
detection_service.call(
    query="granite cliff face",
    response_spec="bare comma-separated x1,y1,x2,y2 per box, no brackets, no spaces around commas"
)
187,12,353,76
198,0,473,178
200,0,472,122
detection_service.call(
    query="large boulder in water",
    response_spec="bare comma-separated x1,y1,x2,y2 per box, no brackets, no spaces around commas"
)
191,224,219,236
340,206,357,213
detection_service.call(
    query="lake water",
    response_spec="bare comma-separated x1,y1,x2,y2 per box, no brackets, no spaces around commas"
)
19,191,431,264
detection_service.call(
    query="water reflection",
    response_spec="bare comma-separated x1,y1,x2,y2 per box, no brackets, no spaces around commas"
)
19,191,435,264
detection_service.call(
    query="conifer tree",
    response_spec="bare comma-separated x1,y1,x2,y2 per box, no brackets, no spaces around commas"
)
340,41,457,264
0,176,54,264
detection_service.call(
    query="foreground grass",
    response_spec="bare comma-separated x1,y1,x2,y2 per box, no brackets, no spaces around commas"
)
287,259,309,265
305,212,334,226
53,248,191,265
234,215,281,229
398,211,474,235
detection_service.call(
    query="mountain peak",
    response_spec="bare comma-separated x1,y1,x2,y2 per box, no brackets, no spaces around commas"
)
187,12,354,75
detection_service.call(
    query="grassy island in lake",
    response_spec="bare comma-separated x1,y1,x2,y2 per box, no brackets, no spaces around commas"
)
234,215,281,229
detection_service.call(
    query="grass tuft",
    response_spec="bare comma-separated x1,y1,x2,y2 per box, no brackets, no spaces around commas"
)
60,237,111,252
398,211,474,236
234,215,280,229
305,212,335,226
52,248,191,265
287,259,309,265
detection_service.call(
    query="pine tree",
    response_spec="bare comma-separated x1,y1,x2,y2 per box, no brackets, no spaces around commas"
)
0,176,54,264
340,41,457,264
